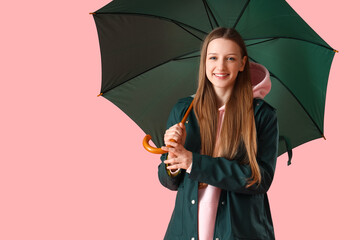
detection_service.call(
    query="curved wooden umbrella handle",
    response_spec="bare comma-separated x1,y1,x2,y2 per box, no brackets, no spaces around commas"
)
143,99,194,154
143,134,167,154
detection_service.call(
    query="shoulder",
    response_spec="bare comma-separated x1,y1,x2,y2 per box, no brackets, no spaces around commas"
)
172,96,193,113
253,98,277,128
167,96,194,125
177,96,194,106
254,98,276,115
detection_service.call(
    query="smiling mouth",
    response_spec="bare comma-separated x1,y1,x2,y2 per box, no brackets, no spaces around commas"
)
214,73,229,77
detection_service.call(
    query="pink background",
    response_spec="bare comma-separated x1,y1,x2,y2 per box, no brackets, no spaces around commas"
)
1,1,358,239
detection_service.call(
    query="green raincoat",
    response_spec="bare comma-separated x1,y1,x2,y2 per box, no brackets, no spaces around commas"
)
158,96,279,240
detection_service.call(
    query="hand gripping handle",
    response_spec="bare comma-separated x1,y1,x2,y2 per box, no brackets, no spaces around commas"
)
142,99,194,154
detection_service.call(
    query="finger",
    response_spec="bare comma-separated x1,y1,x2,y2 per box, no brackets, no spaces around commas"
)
166,147,177,156
162,145,171,151
164,158,178,165
171,125,183,136
169,124,183,133
166,141,178,148
164,159,173,164
169,135,180,143
164,137,178,144
166,127,181,136
167,160,188,170
172,123,180,128
161,146,169,152
165,131,181,142
165,141,176,147
179,122,186,130
167,163,181,170
162,146,178,156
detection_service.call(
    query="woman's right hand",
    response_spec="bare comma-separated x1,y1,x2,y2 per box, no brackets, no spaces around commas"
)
164,122,187,171
164,122,187,148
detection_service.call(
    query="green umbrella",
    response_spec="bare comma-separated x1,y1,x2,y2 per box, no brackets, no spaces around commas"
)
91,0,336,164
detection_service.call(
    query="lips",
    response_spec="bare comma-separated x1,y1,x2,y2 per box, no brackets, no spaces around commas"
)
214,73,229,78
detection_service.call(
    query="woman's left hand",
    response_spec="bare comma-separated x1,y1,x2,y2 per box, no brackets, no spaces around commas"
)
162,141,192,170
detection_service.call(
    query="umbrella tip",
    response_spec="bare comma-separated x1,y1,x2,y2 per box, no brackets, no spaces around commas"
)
322,134,327,140
97,93,103,97
333,49,339,53
89,12,96,15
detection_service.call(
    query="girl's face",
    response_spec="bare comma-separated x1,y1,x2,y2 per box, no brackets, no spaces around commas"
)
205,38,247,94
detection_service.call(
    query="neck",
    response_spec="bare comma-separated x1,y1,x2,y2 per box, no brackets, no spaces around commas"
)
213,86,233,108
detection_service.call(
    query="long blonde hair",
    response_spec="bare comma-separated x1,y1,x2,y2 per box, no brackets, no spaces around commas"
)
193,27,260,188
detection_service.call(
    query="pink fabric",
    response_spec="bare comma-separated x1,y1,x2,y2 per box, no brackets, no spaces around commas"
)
250,62,271,99
197,104,225,240
198,185,222,240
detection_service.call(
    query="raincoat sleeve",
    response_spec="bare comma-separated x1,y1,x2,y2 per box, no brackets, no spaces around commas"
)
189,103,279,194
157,99,188,191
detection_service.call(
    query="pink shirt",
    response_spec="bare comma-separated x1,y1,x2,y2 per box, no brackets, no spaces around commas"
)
170,104,226,239
190,104,225,240
198,104,225,240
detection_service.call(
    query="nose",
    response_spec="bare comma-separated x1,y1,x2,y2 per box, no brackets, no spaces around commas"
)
216,59,226,71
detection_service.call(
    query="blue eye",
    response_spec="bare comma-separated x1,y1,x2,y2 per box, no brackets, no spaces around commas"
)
228,57,235,61
209,56,216,60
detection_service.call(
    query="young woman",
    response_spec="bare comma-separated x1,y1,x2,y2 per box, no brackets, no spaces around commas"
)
158,27,279,240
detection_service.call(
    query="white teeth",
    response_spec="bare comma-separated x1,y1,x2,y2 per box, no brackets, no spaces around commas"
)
214,73,227,77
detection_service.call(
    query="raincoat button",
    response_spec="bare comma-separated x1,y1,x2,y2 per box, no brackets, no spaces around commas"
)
216,238,220,240
221,201,225,205
191,238,195,240
191,200,195,204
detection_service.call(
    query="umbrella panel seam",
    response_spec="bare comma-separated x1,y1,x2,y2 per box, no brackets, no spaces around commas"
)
202,0,219,29
245,36,334,52
232,0,251,29
101,49,201,94
94,12,208,36
201,0,214,29
249,56,325,137
170,21,204,42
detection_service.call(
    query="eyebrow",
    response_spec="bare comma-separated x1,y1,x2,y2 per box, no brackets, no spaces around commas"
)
207,53,239,55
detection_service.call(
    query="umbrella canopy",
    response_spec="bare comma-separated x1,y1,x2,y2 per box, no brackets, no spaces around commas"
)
92,0,336,163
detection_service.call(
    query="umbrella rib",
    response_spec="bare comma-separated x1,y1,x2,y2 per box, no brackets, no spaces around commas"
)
171,20,203,42
248,56,324,137
245,36,334,52
174,55,201,61
102,50,201,94
246,38,278,47
94,12,209,36
232,0,251,29
201,0,214,29
202,0,219,29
